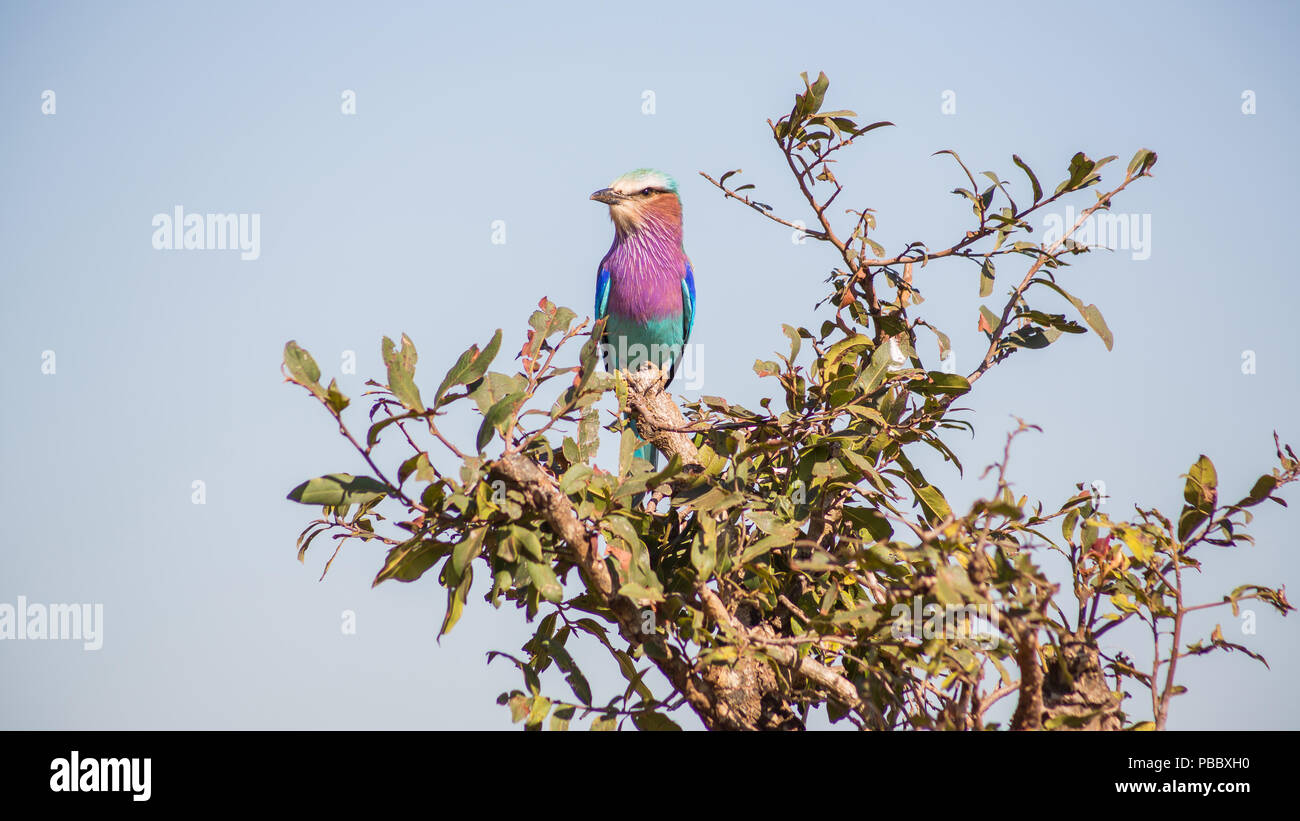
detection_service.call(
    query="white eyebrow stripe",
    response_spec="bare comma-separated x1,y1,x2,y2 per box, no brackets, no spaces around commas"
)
608,170,674,195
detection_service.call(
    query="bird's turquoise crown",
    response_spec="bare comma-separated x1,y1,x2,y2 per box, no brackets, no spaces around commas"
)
609,168,678,194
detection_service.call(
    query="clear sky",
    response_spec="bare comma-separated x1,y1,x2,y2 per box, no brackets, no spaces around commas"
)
1,0,1297,730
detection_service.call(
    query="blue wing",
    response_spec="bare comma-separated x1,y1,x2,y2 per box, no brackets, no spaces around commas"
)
595,267,611,322
681,262,696,344
595,267,612,371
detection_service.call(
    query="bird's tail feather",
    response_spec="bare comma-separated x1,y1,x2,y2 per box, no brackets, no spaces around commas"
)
627,417,661,468
634,442,660,468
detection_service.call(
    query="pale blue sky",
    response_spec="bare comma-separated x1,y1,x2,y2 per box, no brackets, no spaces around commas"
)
1,0,1297,730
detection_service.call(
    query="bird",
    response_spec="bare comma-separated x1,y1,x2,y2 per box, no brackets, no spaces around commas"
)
590,168,696,467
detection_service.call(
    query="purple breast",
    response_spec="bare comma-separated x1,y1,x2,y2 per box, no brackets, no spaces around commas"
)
602,214,688,323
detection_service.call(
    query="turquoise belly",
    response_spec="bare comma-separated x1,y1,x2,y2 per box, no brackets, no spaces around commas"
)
604,314,684,373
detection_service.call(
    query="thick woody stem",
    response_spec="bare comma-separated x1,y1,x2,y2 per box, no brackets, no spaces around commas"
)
488,452,752,729
694,582,881,728
1010,625,1044,730
624,366,701,467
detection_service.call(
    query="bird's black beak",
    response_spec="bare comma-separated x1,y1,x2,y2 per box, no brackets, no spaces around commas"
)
590,188,625,205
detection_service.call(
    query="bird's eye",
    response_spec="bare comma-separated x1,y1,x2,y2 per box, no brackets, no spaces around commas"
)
641,187,653,196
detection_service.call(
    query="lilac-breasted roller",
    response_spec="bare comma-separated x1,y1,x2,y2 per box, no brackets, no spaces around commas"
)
590,169,696,466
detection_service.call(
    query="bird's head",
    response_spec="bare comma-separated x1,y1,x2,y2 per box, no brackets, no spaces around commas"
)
590,168,681,236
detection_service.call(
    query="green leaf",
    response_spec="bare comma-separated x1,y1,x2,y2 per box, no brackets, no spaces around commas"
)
382,334,425,412
525,696,551,730
507,693,530,723
1012,154,1043,203
578,407,600,461
782,323,802,362
1030,278,1113,350
934,565,975,606
849,120,894,138
738,528,797,564
914,371,971,397
1119,528,1154,563
979,257,995,297
477,391,525,451
439,561,473,638
324,378,350,413
933,150,976,189
435,329,503,407
471,372,528,414
1006,326,1054,349
618,581,664,603
287,473,389,506
1179,455,1218,541
1235,474,1278,509
397,451,436,486
1057,152,1098,194
1044,713,1095,730
550,705,575,731
632,711,682,731
511,525,545,562
618,425,638,475
1061,508,1080,544
924,324,952,360
803,70,830,117
1183,455,1218,507
283,341,324,398
914,484,952,522
452,527,488,576
841,505,893,541
563,670,592,706
559,464,594,495
978,305,1001,336
373,539,444,586
529,300,578,341
691,530,718,578
1016,310,1086,334
1126,148,1158,177
366,411,420,449
753,359,780,378
527,560,563,602
858,342,894,394
1078,305,1113,351
603,515,641,548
